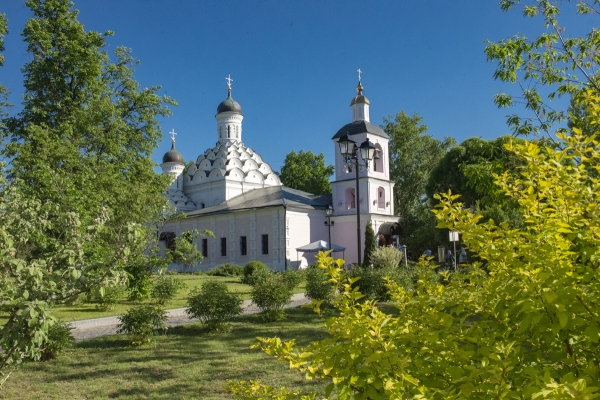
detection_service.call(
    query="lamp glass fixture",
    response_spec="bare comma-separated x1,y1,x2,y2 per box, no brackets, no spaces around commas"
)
337,133,356,157
359,139,376,161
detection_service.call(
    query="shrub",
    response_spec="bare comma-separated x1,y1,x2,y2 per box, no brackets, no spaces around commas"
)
281,269,304,289
117,305,168,346
92,284,125,311
151,275,185,305
39,321,75,361
127,273,154,302
346,265,415,301
305,265,336,305
251,273,295,321
206,263,244,277
242,261,271,285
186,280,243,332
371,246,403,269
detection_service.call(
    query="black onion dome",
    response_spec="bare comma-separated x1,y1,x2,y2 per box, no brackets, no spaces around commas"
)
217,94,242,114
162,141,184,164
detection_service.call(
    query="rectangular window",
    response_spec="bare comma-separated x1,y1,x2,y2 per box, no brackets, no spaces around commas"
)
202,238,208,257
240,236,247,256
261,234,269,255
220,237,227,257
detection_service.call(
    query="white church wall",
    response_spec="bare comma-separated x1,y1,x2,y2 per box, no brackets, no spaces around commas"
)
286,209,329,268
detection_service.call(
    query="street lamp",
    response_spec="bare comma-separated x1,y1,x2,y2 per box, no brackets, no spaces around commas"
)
337,132,379,265
325,204,334,251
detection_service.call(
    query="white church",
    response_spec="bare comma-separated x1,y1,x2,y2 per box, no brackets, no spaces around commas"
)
161,75,401,270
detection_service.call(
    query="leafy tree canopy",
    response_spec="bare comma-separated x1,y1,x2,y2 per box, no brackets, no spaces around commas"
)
0,0,176,380
279,150,334,194
383,111,455,252
426,135,527,227
485,0,600,139
384,111,455,221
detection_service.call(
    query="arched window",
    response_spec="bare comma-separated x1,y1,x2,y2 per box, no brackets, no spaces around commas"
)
378,187,385,209
345,187,356,209
227,125,231,138
374,144,384,173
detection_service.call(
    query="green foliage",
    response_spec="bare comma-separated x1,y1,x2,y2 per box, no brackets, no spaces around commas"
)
170,229,213,271
362,221,376,267
346,265,414,301
151,275,184,305
0,0,174,379
185,280,243,332
206,263,244,277
250,270,298,322
126,272,154,302
92,285,126,311
225,380,317,400
39,321,75,362
371,246,402,270
230,93,600,399
384,111,455,220
304,264,336,306
427,135,527,229
117,305,167,346
279,150,334,194
242,261,271,285
485,0,600,138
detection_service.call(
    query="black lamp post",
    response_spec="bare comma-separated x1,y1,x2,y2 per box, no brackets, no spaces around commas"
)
325,204,334,251
337,133,379,265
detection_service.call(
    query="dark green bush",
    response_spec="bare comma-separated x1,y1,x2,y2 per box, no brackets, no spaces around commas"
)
241,261,271,285
281,269,304,289
250,271,296,321
207,263,244,277
346,265,416,301
151,275,185,305
305,265,336,305
186,280,243,332
39,321,75,361
91,284,125,311
127,273,154,302
117,305,168,346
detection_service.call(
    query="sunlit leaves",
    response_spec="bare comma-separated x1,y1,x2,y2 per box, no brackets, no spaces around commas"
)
485,1,600,139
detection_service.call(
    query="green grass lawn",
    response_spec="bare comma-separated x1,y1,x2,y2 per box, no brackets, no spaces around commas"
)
43,274,305,323
1,307,331,400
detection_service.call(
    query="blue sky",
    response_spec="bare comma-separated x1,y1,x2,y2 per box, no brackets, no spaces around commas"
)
1,1,595,172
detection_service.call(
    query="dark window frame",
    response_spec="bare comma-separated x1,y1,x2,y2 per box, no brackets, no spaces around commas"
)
202,238,208,257
240,236,247,256
261,234,269,255
220,237,227,257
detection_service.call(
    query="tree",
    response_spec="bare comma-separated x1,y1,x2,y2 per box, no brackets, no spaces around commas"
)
426,135,527,228
0,13,10,122
384,111,455,222
226,91,600,400
383,111,455,252
279,150,334,194
363,221,376,267
485,0,600,139
0,0,175,381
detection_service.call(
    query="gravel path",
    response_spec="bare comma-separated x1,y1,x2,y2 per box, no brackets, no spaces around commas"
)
69,293,310,341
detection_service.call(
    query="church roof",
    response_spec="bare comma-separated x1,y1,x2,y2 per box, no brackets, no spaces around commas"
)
162,140,184,164
331,120,388,140
186,141,281,187
185,186,331,217
217,94,242,114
